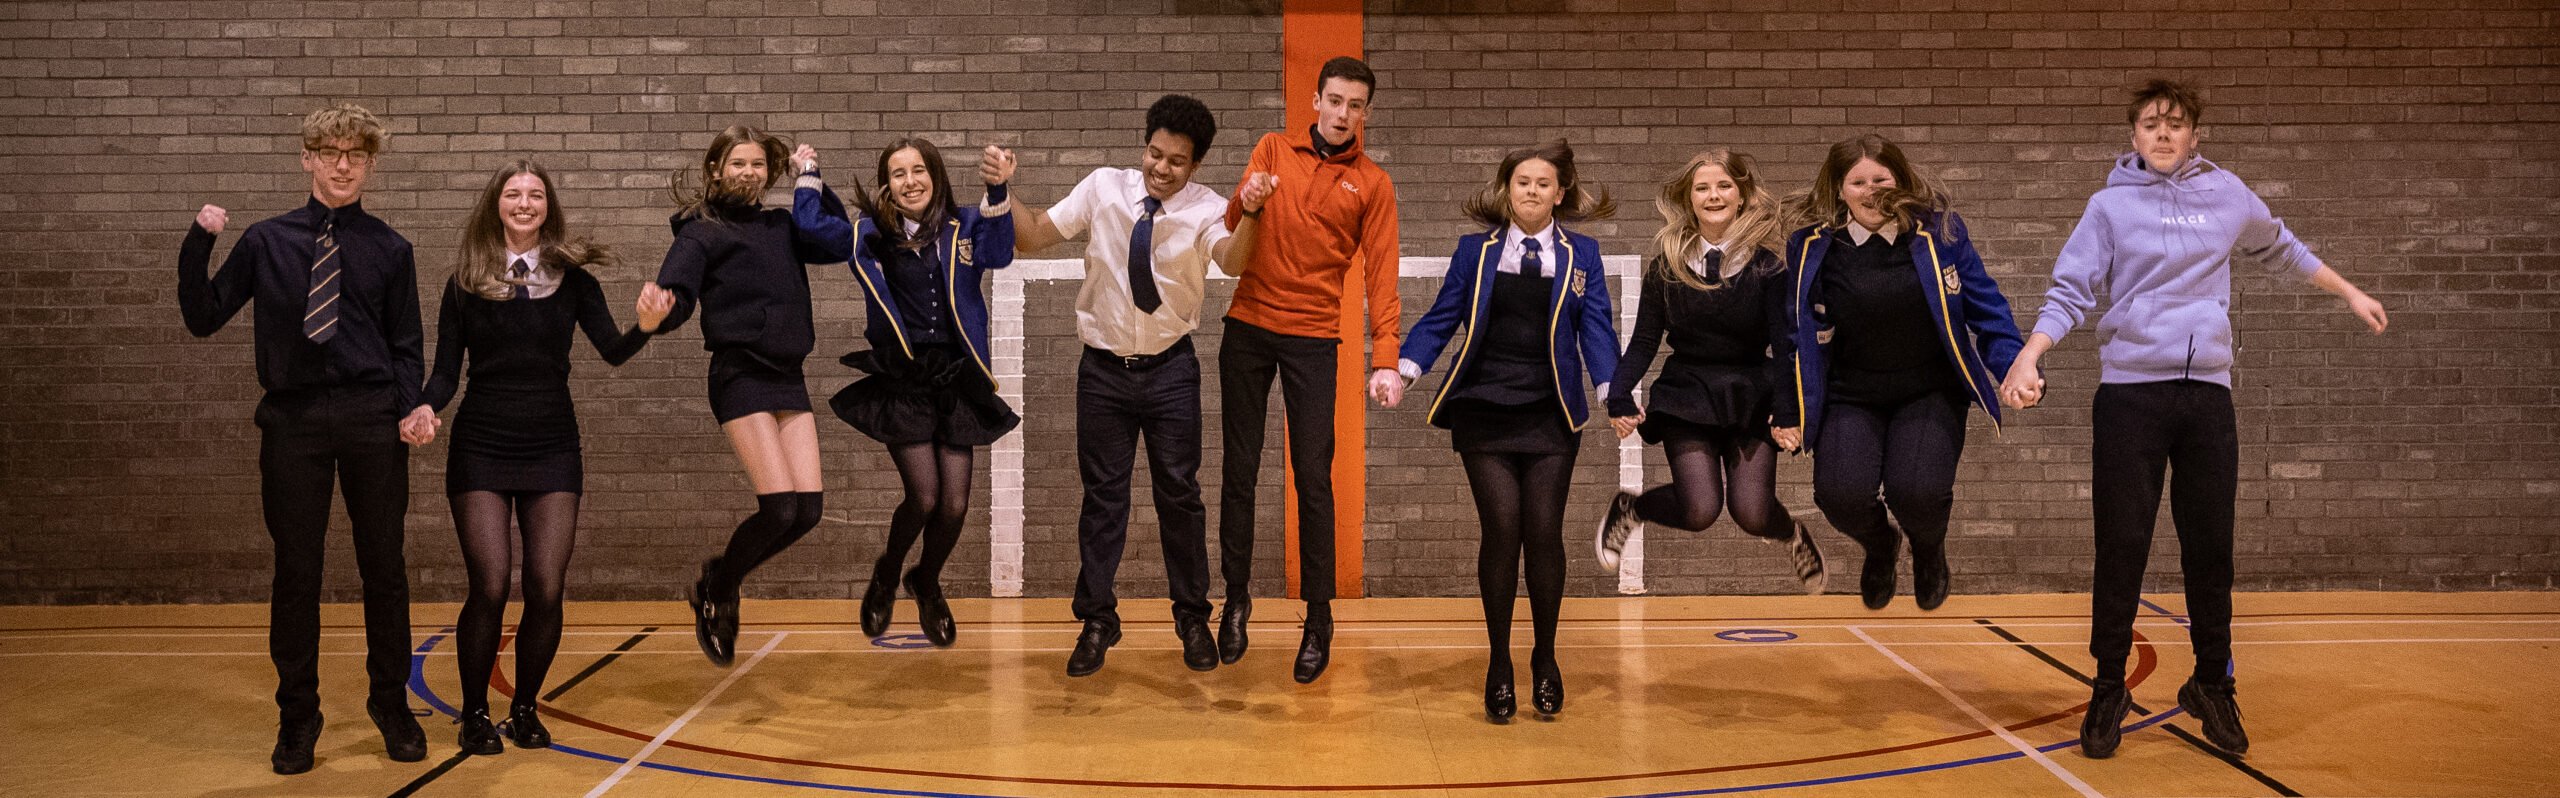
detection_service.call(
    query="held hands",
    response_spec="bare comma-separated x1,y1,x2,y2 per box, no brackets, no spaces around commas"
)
1237,172,1278,213
1609,413,1643,440
196,204,228,234
399,405,439,446
1998,361,2045,410
791,144,819,176
636,283,676,332
1367,368,1405,408
1771,426,1803,453
980,145,1016,186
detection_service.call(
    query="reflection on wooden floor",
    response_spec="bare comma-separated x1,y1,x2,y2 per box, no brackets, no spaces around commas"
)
4,592,2555,797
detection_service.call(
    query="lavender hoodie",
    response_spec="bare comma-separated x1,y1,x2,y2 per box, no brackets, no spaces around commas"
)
2030,153,2321,387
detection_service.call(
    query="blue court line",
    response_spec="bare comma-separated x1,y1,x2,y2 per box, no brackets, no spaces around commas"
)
2138,597,2190,627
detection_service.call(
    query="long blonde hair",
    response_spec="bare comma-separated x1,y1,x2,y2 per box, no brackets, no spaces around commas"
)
1650,149,1781,291
456,160,613,300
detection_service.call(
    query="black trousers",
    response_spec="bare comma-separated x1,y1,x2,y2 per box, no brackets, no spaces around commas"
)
1217,317,1339,603
255,384,413,723
1072,339,1212,627
1811,390,1968,558
2088,380,2238,684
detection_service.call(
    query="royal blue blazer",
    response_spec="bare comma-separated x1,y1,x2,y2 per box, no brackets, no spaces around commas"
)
794,180,1015,385
1399,225,1620,431
1780,210,2023,449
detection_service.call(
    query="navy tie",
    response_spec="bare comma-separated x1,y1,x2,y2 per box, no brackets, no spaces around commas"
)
304,214,340,343
1128,196,1163,314
508,255,533,300
1520,236,1543,279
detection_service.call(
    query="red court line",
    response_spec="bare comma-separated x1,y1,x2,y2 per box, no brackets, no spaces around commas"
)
470,630,2160,791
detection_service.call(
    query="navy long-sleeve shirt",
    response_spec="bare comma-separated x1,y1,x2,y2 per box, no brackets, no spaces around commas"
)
177,196,425,411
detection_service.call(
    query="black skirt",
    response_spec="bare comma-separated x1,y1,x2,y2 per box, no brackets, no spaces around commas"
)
446,386,584,494
1636,358,1773,445
707,348,813,423
829,345,1020,447
1443,399,1577,455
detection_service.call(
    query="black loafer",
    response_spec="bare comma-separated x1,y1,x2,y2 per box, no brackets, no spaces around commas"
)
1530,662,1564,716
504,704,551,750
687,576,737,666
906,572,956,646
1860,541,1900,611
456,708,503,756
1065,621,1121,677
1216,598,1251,664
858,574,897,639
1176,615,1218,672
1913,544,1950,611
1292,610,1332,684
1485,665,1516,723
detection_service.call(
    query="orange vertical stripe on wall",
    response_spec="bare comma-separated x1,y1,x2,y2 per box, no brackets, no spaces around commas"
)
1278,0,1365,600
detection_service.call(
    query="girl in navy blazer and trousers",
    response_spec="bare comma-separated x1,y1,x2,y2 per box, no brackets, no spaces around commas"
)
1393,141,1619,723
1775,134,2024,613
795,138,1018,648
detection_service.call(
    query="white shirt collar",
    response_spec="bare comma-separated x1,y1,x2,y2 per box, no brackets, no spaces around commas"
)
1845,219,1899,246
900,217,922,237
502,247,563,299
1497,222,1560,275
1685,241,1726,278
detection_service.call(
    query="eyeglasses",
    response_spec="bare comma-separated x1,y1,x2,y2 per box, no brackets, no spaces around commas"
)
306,148,376,166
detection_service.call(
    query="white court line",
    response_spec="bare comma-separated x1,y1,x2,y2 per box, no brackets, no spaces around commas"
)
16,637,2560,658
1851,625,2102,797
583,631,787,798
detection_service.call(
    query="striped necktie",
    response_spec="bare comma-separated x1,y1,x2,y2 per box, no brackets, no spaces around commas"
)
304,214,340,343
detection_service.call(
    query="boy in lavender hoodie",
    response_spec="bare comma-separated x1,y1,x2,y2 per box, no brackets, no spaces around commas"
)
2000,79,2388,760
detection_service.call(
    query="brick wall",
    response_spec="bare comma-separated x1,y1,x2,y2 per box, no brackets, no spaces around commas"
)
2,0,2553,604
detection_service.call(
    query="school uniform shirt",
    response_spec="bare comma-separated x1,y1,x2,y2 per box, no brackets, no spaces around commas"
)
1048,167,1230,357
178,196,425,411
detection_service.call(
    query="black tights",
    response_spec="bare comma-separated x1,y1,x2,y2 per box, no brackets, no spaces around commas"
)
873,443,975,589
1462,449,1577,676
451,490,579,715
1632,433,1795,540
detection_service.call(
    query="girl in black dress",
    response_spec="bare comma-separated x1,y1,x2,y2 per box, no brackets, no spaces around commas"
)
645,125,841,664
1596,149,1825,592
1393,141,1619,722
408,160,663,754
794,139,1018,647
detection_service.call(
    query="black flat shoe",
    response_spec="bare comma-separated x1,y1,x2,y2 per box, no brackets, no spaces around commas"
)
1485,665,1516,723
1176,615,1218,672
1065,621,1120,677
688,573,737,666
368,700,427,763
1913,544,1950,611
456,708,503,756
906,572,955,646
1860,540,1900,611
1216,598,1251,665
858,573,897,639
1531,662,1564,716
1292,609,1333,684
271,713,322,775
503,704,551,749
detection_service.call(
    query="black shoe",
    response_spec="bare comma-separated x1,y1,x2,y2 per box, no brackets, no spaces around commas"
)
1484,664,1516,723
1217,598,1251,664
368,700,427,763
1595,490,1642,573
456,708,503,756
1176,615,1219,672
2079,680,2132,759
1860,540,1900,610
503,704,551,750
1913,544,1950,611
2178,676,2250,755
1292,609,1332,684
858,573,897,639
1065,621,1120,677
1530,659,1564,716
687,572,737,666
907,572,956,646
271,713,322,775
1788,522,1828,595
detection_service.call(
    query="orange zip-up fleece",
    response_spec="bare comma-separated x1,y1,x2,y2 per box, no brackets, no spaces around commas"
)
1222,126,1402,368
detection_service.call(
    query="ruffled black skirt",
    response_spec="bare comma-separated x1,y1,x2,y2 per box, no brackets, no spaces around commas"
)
829,345,1019,447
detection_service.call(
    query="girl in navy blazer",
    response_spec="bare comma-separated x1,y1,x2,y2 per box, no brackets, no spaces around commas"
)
1394,141,1618,722
795,138,1017,647
1596,149,1825,594
1775,134,2023,613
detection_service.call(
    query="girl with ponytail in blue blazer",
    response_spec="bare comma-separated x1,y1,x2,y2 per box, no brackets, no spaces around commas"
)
794,138,1018,648
1775,134,2023,614
1392,141,1618,723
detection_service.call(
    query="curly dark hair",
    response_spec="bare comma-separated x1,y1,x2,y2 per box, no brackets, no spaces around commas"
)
1143,94,1217,160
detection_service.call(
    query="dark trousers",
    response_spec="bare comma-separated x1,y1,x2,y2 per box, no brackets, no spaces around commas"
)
255,384,413,723
1217,317,1339,603
2088,380,2238,684
1072,339,1212,627
1811,390,1968,558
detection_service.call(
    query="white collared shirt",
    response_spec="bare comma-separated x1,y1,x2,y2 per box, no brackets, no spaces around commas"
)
505,248,562,299
1686,242,1727,279
1496,222,1561,276
1046,167,1232,357
1844,219,1900,246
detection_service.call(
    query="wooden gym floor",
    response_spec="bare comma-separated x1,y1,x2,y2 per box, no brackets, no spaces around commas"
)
2,592,2553,797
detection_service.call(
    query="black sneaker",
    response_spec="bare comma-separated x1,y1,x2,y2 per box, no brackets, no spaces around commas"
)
271,712,323,775
2079,680,2132,759
2178,676,2250,755
367,700,427,763
1595,491,1642,573
1787,522,1828,595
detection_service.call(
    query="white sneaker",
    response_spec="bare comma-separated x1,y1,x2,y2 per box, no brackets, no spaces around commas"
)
1596,491,1642,573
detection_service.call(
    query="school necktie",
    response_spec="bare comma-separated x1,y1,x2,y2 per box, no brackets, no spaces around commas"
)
1128,196,1163,314
304,214,340,343
508,255,533,300
1520,237,1544,279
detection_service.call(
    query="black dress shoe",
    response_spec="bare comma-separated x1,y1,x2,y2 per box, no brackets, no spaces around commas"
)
368,700,427,763
1292,609,1332,684
907,572,956,646
504,703,551,750
858,573,897,638
1175,616,1218,672
271,713,322,775
1065,621,1121,677
1484,664,1516,723
2079,680,2132,759
1216,598,1251,664
1913,545,1950,611
1530,661,1564,716
687,574,737,666
1860,540,1900,611
456,708,503,756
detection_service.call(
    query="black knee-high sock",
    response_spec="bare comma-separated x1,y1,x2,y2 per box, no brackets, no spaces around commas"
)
746,491,826,573
709,493,799,598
